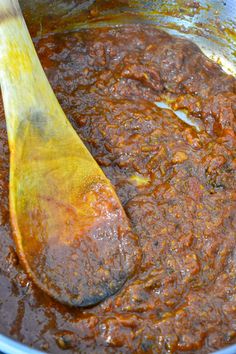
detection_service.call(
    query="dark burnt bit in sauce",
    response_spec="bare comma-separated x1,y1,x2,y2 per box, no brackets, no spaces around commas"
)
0,25,235,353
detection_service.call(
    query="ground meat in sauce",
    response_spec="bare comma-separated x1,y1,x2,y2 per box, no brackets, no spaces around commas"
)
0,25,236,353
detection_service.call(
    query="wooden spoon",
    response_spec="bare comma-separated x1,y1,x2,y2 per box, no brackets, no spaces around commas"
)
0,0,140,307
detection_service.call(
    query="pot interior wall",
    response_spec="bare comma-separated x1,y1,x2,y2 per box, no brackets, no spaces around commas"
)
19,0,236,75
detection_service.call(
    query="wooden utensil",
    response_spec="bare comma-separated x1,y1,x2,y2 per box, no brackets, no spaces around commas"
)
0,0,140,307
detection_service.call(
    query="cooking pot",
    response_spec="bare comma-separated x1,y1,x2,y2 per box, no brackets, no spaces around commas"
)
0,1,235,353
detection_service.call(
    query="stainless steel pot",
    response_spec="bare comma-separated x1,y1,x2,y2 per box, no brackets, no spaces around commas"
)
0,1,235,353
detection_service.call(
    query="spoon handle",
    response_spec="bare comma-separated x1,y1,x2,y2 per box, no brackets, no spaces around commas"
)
0,0,67,145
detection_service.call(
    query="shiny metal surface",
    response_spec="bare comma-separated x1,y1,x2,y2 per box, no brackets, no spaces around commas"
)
0,1,235,353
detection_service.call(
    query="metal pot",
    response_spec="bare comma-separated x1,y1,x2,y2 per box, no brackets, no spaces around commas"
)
0,1,235,353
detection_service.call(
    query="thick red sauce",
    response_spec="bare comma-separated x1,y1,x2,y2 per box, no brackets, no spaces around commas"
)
0,25,236,353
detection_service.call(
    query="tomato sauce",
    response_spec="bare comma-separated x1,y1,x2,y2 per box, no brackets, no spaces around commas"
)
0,25,235,353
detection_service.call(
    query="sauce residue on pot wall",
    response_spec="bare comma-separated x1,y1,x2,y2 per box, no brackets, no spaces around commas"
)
0,25,235,353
